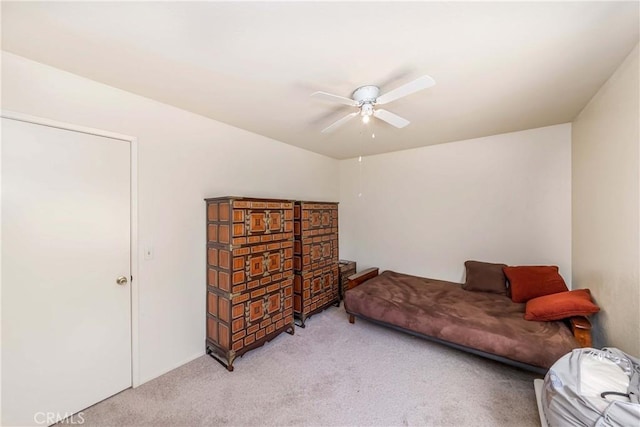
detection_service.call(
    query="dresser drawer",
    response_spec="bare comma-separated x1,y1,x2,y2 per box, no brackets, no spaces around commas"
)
207,240,294,293
293,202,338,238
207,277,294,353
293,264,339,316
207,198,294,246
293,233,338,272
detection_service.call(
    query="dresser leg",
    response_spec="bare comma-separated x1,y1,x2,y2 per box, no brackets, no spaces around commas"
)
294,315,307,328
206,345,235,372
349,314,355,324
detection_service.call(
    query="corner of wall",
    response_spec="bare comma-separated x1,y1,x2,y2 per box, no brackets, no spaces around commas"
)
571,42,639,355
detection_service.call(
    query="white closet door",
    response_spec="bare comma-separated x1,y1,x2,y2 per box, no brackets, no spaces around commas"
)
1,118,132,426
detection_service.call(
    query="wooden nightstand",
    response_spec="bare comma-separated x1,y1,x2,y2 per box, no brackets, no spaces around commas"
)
338,260,356,301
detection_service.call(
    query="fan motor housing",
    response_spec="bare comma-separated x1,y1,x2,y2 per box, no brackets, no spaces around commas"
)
352,85,380,104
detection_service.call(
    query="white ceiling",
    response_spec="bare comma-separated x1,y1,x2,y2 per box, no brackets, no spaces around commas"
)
2,2,638,159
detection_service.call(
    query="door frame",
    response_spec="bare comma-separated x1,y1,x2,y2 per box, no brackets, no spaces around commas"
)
1,110,141,388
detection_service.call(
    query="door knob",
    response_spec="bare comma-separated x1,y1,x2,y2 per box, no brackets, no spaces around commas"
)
116,276,128,286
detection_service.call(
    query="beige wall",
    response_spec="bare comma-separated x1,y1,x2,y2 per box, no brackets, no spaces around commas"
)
339,124,572,285
572,44,639,354
1,52,340,384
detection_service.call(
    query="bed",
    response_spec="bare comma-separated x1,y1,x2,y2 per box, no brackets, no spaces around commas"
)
344,268,592,374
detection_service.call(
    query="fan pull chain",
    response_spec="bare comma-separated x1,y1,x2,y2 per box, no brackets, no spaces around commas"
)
371,115,376,139
358,125,364,198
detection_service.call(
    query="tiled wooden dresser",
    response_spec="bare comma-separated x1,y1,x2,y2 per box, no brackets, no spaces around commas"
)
205,197,295,371
338,260,357,301
293,201,339,327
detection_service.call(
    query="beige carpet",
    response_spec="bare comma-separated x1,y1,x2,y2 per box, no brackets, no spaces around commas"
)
78,307,541,426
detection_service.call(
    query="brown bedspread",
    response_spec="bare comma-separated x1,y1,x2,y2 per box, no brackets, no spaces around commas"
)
344,270,578,369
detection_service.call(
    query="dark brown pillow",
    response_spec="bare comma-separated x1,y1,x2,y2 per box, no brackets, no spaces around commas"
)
463,260,508,295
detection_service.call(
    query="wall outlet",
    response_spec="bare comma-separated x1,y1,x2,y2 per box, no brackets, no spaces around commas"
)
144,246,154,260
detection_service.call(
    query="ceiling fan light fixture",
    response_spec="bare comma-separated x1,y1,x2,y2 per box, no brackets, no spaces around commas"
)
311,75,435,133
361,103,374,123
360,103,374,116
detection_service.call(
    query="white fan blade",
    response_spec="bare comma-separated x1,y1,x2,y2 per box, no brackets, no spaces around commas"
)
311,91,358,107
376,75,436,105
321,112,358,133
373,109,410,128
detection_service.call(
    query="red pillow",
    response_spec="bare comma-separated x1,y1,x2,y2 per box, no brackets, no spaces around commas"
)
503,265,568,303
525,289,600,321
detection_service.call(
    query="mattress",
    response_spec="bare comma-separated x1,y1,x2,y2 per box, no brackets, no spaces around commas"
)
344,270,578,369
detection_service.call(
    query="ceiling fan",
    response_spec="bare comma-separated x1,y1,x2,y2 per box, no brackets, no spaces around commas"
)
311,75,436,133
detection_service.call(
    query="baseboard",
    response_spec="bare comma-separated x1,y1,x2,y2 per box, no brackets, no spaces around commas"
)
137,351,204,387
